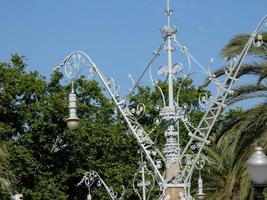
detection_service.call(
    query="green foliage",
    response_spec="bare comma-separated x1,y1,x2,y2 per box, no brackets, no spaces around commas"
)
0,55,139,199
203,31,267,199
0,143,13,199
0,54,208,199
220,32,267,60
129,78,206,147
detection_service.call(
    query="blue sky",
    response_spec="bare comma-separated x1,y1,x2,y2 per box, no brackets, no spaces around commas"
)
0,0,266,95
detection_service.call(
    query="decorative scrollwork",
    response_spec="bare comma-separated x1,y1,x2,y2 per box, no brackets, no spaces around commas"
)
158,65,169,76
178,192,187,200
77,171,124,200
185,154,194,166
107,78,120,99
163,194,171,200
224,65,233,77
223,55,239,81
64,52,85,79
130,103,146,120
153,118,160,125
196,154,212,171
190,142,202,151
56,51,97,81
88,66,95,79
132,151,156,200
128,73,136,94
154,105,161,112
156,160,163,169
96,179,102,187
149,64,166,106
198,93,209,108
173,172,183,183
253,34,263,47
195,156,206,170
172,63,183,75
208,73,216,81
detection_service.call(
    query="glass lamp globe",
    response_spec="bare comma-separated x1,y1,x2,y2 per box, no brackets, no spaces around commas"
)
67,118,79,130
197,194,205,200
247,146,267,184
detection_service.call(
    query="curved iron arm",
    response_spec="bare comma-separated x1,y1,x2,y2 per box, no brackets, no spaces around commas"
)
54,51,165,185
180,14,267,185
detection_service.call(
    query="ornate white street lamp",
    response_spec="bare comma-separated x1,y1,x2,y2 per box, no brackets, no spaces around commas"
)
52,0,267,199
247,146,267,200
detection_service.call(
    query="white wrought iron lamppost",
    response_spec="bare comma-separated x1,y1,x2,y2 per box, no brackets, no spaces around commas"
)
247,147,267,200
52,0,267,199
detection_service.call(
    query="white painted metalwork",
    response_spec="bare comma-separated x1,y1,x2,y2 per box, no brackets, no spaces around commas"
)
196,170,205,200
66,82,79,130
133,150,156,200
77,171,125,200
52,0,267,199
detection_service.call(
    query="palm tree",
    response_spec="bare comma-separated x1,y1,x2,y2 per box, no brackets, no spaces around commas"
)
202,32,267,199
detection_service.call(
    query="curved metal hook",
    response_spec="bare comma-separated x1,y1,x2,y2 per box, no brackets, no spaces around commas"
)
149,65,166,106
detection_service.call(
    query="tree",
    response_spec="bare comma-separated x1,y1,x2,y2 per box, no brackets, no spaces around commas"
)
0,54,209,199
0,143,13,198
203,32,267,199
0,55,140,199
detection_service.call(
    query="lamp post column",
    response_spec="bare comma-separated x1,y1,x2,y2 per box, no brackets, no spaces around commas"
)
163,0,183,199
253,184,266,200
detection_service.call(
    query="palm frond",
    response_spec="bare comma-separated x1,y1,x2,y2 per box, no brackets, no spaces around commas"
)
202,31,267,199
203,63,266,87
221,32,267,60
256,61,267,84
226,84,267,106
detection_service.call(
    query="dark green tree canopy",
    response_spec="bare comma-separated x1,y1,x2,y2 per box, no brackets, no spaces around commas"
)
0,54,209,199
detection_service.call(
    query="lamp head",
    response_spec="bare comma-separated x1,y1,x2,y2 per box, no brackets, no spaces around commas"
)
247,146,267,184
197,194,205,200
67,117,79,130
